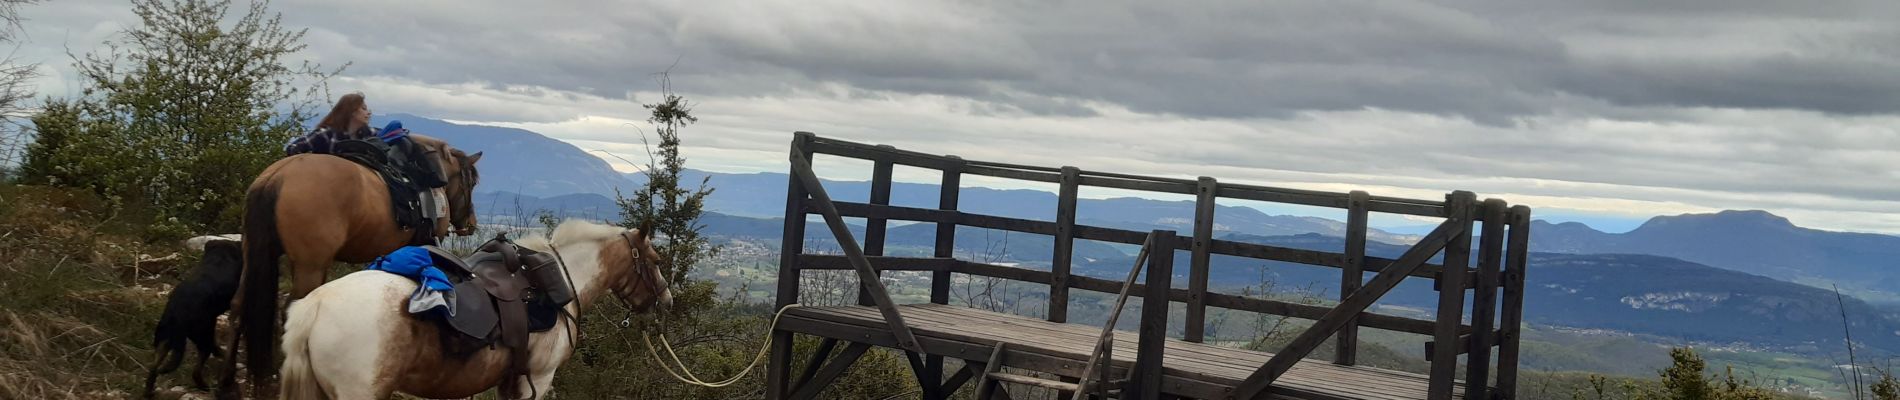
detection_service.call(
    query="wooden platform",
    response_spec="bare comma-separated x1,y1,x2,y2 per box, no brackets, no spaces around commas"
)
781,303,1472,400
768,134,1530,399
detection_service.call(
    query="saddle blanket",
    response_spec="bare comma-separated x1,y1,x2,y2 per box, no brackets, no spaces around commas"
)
365,246,457,316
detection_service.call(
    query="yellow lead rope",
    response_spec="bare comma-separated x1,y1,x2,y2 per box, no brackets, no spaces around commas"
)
644,304,800,388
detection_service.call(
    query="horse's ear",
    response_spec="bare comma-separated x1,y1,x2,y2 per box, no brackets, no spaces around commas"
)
637,219,654,243
466,151,483,165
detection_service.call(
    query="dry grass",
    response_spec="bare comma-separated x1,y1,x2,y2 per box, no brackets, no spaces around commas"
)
0,184,188,399
0,309,144,399
0,184,921,399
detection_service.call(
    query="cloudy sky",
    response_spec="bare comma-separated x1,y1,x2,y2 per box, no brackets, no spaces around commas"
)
22,0,1900,233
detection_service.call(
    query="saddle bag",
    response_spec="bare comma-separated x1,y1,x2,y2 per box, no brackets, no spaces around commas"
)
520,250,574,307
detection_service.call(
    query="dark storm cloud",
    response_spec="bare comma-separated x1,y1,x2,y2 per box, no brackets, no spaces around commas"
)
20,0,1900,232
7,0,1856,124
29,0,1900,120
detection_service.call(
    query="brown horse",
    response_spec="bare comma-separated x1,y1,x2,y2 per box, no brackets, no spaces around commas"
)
278,219,672,399
219,134,483,397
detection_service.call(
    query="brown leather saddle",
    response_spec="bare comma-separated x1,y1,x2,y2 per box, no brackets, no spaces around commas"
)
420,234,575,399
329,138,437,244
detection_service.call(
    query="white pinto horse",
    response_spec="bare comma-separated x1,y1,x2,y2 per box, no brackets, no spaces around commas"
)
278,219,673,399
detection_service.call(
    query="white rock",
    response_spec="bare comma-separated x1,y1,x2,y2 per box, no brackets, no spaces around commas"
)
182,234,242,252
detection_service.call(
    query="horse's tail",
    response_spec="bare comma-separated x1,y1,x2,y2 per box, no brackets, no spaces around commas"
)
278,298,323,400
239,179,283,390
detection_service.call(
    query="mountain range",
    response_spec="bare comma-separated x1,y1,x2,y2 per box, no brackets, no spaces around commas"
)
386,114,634,197
391,113,1424,243
1531,210,1900,302
1206,234,1900,351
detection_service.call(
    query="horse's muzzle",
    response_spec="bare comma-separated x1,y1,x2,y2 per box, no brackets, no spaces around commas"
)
654,291,674,313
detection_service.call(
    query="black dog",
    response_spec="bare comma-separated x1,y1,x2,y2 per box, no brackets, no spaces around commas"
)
143,238,241,398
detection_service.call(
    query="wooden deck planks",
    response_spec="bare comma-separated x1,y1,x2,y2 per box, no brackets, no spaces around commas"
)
782,304,1470,400
835,306,1437,400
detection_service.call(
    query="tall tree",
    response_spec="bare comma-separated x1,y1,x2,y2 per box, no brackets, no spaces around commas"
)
616,73,717,320
19,0,338,237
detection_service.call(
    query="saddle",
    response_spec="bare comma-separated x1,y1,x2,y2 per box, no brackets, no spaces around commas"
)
422,234,575,399
293,126,448,245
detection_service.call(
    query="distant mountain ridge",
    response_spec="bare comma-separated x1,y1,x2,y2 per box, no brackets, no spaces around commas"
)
1521,252,1900,351
476,190,1128,263
390,112,1416,244
1530,209,1900,300
1149,233,1900,351
386,113,638,197
622,170,1424,244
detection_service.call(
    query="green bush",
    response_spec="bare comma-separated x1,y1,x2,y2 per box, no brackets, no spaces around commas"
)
1874,371,1899,400
1550,347,1790,400
18,0,337,238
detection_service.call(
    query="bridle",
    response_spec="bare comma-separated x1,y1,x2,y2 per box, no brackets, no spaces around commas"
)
447,154,478,235
612,230,664,327
523,228,659,400
546,229,662,332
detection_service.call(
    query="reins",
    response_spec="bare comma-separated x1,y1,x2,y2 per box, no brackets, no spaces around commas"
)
548,228,799,389
623,227,797,388
642,303,800,388
545,243,584,349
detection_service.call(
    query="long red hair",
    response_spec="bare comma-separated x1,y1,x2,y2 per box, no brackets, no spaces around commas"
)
315,93,367,133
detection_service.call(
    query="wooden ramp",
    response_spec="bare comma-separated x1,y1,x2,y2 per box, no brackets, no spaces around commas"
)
782,304,1469,400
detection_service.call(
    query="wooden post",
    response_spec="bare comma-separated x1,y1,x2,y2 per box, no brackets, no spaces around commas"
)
789,343,874,400
1467,199,1507,400
1497,205,1533,399
1429,191,1476,400
859,157,894,306
933,157,962,304
768,132,816,400
1234,219,1464,399
1074,233,1156,400
942,364,976,395
1185,177,1216,343
788,151,926,355
1132,230,1176,400
1337,191,1369,365
928,157,962,400
1050,167,1081,323
794,338,840,390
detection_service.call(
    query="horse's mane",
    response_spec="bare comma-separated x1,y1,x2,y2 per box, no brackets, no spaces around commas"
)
514,219,625,252
405,134,466,159
406,133,445,148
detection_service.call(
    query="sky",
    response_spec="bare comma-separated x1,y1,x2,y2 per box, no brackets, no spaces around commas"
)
19,0,1900,234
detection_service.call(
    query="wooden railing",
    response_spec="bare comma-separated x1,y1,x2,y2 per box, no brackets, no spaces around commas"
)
768,132,1531,400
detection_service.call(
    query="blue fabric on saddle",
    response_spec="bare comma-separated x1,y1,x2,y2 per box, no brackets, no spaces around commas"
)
377,120,411,143
365,246,457,315
366,246,454,291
